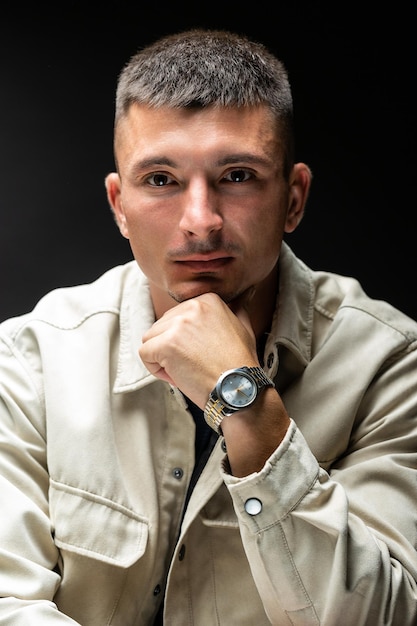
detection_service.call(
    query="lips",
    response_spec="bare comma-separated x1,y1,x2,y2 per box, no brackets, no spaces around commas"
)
175,252,231,262
177,257,232,272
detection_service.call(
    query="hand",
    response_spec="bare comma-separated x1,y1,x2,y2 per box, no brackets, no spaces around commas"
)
139,289,259,410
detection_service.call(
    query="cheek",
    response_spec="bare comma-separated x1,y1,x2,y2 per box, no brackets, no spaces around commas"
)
124,207,163,241
245,210,284,246
123,213,171,266
248,213,285,273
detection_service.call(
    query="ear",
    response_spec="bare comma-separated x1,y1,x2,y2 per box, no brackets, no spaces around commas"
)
104,172,129,239
284,163,312,233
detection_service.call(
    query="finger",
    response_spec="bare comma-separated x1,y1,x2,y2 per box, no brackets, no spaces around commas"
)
139,344,176,385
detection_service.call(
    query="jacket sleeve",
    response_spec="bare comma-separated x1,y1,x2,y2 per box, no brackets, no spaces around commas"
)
0,333,81,625
222,347,417,626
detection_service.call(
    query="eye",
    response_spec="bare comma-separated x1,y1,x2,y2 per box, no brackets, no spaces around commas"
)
224,169,252,183
146,173,175,187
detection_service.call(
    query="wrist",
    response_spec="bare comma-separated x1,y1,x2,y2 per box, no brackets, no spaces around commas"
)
221,387,290,476
204,366,275,435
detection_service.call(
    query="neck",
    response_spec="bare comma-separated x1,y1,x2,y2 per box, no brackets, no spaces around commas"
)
246,263,279,342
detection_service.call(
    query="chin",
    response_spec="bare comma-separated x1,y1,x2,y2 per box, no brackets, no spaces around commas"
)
168,286,212,303
168,282,241,304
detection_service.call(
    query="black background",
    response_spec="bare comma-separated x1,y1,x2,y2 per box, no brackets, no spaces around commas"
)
1,2,415,322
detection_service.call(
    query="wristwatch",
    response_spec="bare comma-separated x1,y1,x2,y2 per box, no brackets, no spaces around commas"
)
204,366,275,434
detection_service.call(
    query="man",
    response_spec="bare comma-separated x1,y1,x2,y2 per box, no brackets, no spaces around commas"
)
0,28,416,625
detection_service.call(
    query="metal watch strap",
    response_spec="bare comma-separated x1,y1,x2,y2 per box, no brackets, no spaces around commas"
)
245,366,275,388
204,396,230,434
204,366,275,435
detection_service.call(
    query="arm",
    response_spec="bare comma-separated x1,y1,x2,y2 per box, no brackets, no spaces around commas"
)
0,333,81,625
140,293,417,625
224,415,417,625
223,344,417,625
140,291,291,477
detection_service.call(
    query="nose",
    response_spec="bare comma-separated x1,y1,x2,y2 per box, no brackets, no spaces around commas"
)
179,179,223,238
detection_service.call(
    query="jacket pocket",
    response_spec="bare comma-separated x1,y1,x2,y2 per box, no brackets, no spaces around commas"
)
49,480,148,568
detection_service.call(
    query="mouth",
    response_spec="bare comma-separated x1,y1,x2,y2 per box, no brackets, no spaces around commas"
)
175,256,233,272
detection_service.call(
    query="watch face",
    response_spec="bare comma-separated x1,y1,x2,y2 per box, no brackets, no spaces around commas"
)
218,371,257,409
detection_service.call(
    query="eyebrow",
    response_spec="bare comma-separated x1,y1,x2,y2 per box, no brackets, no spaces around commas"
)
131,156,175,171
130,153,273,172
216,154,273,167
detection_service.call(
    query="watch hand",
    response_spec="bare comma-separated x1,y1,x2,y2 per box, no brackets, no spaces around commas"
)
236,386,251,398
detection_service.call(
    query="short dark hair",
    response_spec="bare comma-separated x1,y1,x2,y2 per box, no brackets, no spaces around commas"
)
115,29,295,175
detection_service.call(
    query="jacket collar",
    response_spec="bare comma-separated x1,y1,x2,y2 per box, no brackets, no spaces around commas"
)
271,242,314,365
113,263,157,393
113,242,315,393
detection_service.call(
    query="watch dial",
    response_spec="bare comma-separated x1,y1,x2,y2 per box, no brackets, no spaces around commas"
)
220,373,257,408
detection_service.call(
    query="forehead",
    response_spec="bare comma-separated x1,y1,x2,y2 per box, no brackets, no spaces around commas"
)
114,103,282,164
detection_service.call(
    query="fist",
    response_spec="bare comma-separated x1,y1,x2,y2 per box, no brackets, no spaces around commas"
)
139,291,259,409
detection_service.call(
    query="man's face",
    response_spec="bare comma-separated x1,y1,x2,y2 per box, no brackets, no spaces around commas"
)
106,104,302,316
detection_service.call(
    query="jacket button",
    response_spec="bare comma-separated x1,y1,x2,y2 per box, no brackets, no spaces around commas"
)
153,584,161,596
221,439,227,453
172,467,184,479
179,544,186,561
244,498,262,515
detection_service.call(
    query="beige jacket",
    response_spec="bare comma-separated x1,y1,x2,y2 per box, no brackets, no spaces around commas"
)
0,243,417,625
